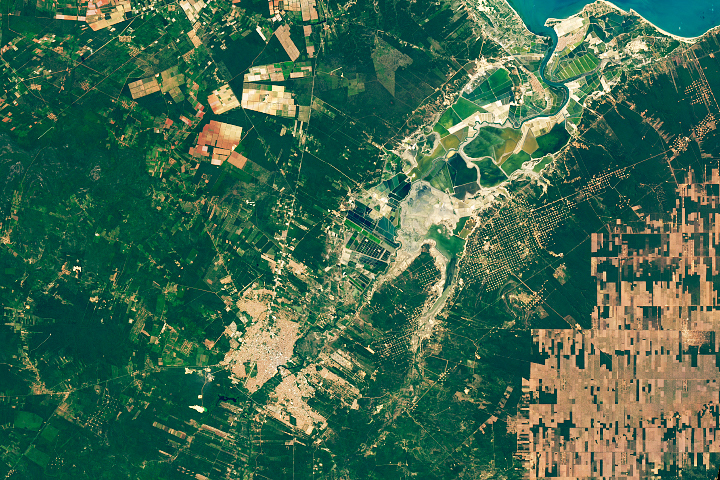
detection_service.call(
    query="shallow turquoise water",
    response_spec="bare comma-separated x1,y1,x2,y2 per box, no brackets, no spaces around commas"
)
507,0,719,37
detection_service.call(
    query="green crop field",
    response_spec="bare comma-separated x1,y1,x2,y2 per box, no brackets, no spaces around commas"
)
532,123,571,158
436,108,462,131
555,53,600,81
429,164,454,191
463,68,514,105
453,97,487,119
463,126,522,161
0,0,710,477
533,155,554,172
474,157,507,187
501,151,531,175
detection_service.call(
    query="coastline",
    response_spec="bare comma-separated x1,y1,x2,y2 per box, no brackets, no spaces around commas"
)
500,0,541,38
489,0,548,42
544,0,703,42
504,0,718,43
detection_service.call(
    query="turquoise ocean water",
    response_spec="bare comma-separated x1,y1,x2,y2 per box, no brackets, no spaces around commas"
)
507,0,719,37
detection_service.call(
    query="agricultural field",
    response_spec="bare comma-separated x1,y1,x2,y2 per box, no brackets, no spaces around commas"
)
441,134,461,150
533,155,554,172
552,52,600,81
501,150,531,175
463,68,514,105
410,142,447,180
425,152,480,198
434,108,462,134
433,97,488,137
428,163,454,192
532,123,571,158
453,97,488,118
463,126,522,161
0,0,717,477
474,157,507,187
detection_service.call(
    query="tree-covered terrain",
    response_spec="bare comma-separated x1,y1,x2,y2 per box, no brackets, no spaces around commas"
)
0,0,719,478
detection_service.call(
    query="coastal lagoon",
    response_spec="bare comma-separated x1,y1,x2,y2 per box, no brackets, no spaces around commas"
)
507,0,720,37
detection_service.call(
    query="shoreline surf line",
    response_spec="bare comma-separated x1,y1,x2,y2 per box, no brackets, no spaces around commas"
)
544,0,706,42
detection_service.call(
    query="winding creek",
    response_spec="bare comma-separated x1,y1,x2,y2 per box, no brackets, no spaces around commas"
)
520,27,571,125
